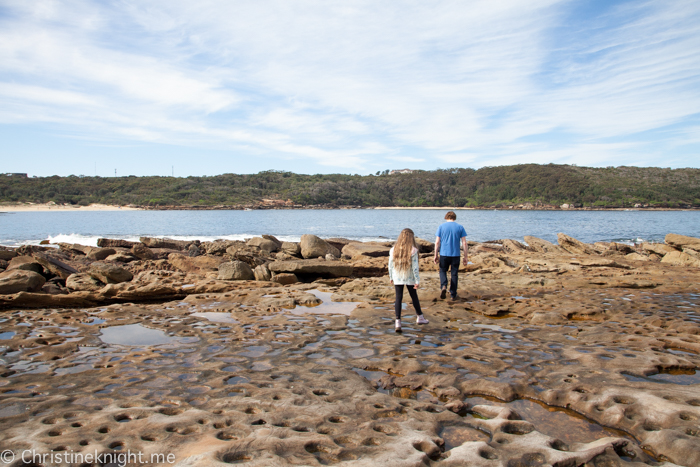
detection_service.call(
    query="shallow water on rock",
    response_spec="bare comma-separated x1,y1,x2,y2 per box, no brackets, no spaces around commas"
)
190,312,240,324
1,289,699,465
98,324,182,346
289,289,360,315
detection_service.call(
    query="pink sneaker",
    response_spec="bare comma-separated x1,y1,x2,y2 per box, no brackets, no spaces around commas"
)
416,315,429,325
395,319,402,332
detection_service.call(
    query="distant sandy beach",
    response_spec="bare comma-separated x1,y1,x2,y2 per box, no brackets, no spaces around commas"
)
373,206,477,210
0,203,142,212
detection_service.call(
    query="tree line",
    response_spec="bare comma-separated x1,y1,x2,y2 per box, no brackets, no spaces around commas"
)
1,164,698,208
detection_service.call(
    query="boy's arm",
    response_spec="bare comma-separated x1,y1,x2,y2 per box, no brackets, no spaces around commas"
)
461,237,468,265
433,237,441,264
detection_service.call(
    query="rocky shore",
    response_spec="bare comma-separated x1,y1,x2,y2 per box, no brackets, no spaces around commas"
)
1,232,699,466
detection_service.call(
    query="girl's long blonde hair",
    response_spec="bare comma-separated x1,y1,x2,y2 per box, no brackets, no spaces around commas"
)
393,228,418,273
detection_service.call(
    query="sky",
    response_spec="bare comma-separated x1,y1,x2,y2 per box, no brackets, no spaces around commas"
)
0,0,699,177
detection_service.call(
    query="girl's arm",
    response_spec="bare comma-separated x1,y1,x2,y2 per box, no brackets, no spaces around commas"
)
411,252,420,285
388,254,394,282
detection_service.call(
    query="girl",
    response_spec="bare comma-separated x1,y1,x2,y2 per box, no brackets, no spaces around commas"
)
389,228,429,332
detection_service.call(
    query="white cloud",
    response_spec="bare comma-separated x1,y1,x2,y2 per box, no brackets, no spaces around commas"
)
0,0,699,174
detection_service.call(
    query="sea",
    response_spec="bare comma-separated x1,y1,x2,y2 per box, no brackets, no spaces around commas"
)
0,209,699,247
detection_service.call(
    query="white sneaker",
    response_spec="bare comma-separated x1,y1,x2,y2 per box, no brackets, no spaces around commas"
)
416,315,429,325
395,319,402,332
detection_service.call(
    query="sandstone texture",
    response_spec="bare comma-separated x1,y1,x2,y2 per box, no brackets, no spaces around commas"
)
300,234,340,259
341,242,391,259
1,233,699,466
218,260,255,281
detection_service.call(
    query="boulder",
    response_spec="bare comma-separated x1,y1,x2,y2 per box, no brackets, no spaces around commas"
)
0,249,18,261
523,236,562,254
87,247,116,261
661,251,700,268
131,243,155,260
32,253,79,280
0,259,7,271
58,243,91,256
268,259,353,278
642,243,677,256
203,240,239,255
262,235,282,248
218,261,254,281
42,278,68,295
254,264,272,281
7,256,44,274
325,237,353,252
557,233,598,255
684,248,700,259
0,270,46,294
168,253,224,273
415,237,434,253
105,253,137,263
66,273,104,292
89,262,133,284
247,237,279,253
625,252,650,262
500,239,532,254
594,242,634,254
280,242,301,257
341,242,391,259
272,273,298,285
97,238,138,248
139,237,191,251
665,233,700,250
300,234,340,259
187,244,202,257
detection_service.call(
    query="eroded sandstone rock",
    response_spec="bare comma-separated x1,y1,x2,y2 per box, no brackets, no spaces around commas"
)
300,234,340,259
86,247,116,261
269,259,352,277
218,260,255,280
661,250,700,268
0,269,46,293
521,236,560,254
246,236,279,253
558,233,599,255
66,272,104,292
6,256,44,274
97,238,138,248
341,242,391,259
89,262,133,284
665,233,700,250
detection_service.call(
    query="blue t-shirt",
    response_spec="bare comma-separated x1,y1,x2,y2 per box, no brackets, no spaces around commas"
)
436,221,467,257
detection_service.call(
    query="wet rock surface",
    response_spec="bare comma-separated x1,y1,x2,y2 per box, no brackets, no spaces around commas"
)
0,233,698,466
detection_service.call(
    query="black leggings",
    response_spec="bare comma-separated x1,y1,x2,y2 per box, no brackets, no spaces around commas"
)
394,284,423,320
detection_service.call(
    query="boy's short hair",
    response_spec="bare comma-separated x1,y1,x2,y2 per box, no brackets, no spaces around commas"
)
445,211,457,220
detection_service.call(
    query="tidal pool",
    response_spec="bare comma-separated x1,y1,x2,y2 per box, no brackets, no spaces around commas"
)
99,324,181,346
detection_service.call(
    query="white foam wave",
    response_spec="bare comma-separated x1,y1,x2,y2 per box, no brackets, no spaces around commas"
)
3,233,396,248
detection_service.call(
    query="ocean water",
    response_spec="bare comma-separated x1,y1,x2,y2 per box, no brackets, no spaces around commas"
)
0,209,698,247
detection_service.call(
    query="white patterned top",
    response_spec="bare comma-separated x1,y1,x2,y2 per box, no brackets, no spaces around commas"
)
388,246,420,285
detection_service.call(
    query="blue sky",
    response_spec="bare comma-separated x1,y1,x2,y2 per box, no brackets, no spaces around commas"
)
0,0,699,177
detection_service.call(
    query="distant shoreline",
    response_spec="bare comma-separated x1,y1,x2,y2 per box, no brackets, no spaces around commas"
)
1,203,698,213
0,203,142,212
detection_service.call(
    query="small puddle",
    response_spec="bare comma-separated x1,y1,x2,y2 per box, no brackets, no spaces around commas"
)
191,312,240,324
289,290,360,316
473,324,517,333
466,396,633,444
0,331,16,340
99,324,181,346
622,369,700,385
